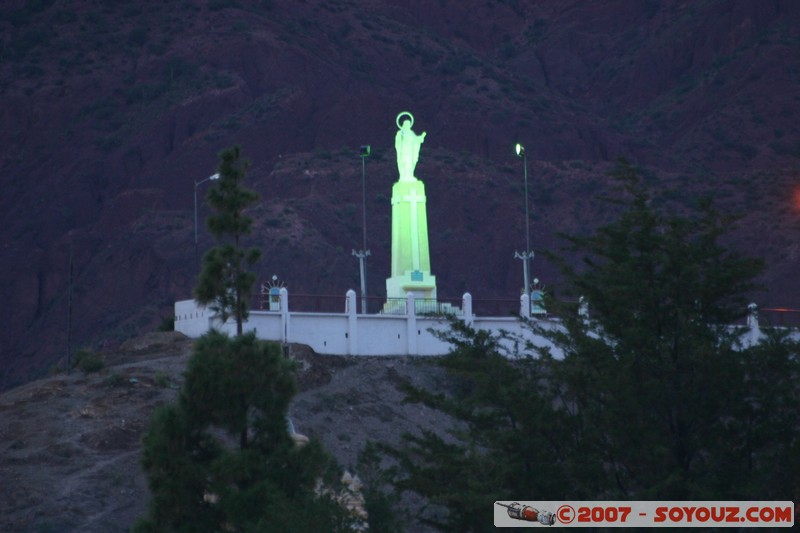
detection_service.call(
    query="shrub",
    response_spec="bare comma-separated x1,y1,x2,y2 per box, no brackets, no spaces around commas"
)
157,317,174,331
74,349,104,373
154,371,170,388
104,373,127,387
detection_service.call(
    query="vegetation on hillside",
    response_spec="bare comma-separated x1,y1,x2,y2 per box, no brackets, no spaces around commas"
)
194,145,261,336
138,146,357,532
366,161,800,531
134,331,355,532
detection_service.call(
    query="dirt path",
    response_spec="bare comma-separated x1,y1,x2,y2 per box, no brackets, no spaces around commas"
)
0,332,453,532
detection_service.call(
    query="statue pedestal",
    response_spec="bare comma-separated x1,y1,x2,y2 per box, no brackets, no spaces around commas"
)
385,179,437,303
386,271,437,300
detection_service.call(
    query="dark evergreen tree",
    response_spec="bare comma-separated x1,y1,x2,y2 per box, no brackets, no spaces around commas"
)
135,332,355,532
369,321,586,532
376,160,799,529
139,148,360,532
548,159,773,499
195,145,260,336
715,328,800,501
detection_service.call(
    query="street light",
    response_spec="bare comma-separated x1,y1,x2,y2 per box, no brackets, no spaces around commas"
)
195,172,220,263
359,145,370,254
513,143,533,311
352,145,371,314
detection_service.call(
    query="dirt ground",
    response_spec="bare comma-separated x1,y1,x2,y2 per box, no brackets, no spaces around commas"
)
0,332,455,532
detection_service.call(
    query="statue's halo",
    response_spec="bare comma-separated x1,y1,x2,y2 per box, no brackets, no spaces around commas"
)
396,111,414,129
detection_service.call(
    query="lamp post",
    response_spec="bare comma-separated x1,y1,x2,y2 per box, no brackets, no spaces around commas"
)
352,145,371,314
194,172,220,264
513,143,533,310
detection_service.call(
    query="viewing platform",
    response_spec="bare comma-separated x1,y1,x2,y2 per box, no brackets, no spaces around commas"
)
175,289,560,357
174,290,796,358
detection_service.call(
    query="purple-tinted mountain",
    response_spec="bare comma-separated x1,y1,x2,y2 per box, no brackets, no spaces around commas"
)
1,0,799,390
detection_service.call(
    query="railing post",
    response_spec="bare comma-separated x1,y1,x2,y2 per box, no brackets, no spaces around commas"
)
746,302,759,329
747,302,760,345
578,296,589,326
462,292,473,327
406,292,417,357
280,287,289,344
520,293,531,319
347,289,358,355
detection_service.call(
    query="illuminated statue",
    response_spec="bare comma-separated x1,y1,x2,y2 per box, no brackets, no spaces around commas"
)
395,111,426,182
385,112,437,308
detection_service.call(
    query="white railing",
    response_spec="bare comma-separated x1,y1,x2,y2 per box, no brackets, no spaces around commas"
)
175,290,559,357
176,294,793,357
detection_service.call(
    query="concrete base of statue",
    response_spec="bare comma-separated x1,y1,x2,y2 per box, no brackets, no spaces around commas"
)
383,271,438,313
385,178,438,304
386,271,437,299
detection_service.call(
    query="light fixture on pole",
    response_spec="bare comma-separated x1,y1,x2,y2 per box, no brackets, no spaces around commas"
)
353,145,371,314
513,143,533,312
194,172,220,264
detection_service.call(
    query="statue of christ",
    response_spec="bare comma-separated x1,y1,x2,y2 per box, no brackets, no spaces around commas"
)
394,111,426,182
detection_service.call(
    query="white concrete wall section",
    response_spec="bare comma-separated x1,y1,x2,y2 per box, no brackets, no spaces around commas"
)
174,299,214,338
412,317,452,356
241,311,283,340
176,292,785,359
175,294,562,357
357,315,408,355
472,317,562,357
289,313,350,355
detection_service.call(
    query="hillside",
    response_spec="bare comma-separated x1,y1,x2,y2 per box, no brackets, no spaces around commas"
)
0,331,452,532
2,0,800,390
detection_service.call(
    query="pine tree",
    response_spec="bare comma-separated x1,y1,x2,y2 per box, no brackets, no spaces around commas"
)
370,321,584,532
549,159,771,498
376,160,799,529
717,328,800,501
137,145,357,531
195,145,261,336
135,332,355,532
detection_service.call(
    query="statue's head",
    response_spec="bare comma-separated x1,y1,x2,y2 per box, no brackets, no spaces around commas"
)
396,111,415,131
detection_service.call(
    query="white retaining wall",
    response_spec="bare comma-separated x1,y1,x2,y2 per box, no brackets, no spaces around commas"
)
175,289,560,357
174,299,216,338
176,291,783,357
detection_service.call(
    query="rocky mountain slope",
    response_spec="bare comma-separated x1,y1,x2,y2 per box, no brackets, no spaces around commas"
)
0,331,452,532
2,0,800,390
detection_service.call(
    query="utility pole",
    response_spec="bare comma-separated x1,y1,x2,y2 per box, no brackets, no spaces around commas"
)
514,143,533,313
352,145,371,313
66,247,73,374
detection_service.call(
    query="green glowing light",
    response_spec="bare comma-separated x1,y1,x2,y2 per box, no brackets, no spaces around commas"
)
395,111,427,182
386,113,437,300
515,143,525,157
